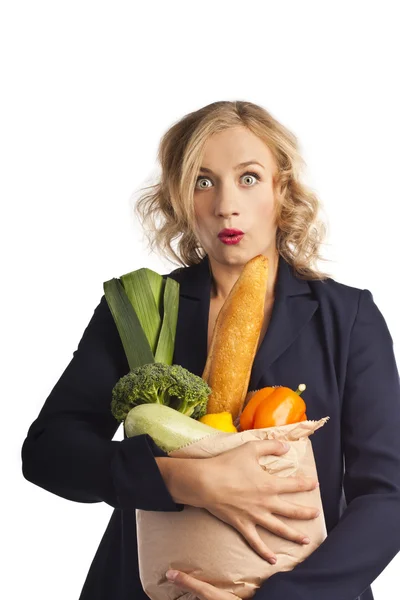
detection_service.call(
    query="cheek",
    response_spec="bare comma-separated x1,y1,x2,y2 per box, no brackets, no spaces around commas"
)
193,200,210,226
193,198,204,219
193,203,209,239
255,198,276,223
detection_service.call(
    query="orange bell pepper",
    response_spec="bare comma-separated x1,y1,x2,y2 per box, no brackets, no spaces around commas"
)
240,387,275,431
240,384,308,430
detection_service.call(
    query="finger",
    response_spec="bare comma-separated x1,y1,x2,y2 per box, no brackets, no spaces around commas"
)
276,474,319,494
166,570,238,599
257,513,311,545
254,439,290,457
270,499,320,520
233,521,278,564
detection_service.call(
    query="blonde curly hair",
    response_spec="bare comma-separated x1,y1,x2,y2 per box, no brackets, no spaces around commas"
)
133,100,332,280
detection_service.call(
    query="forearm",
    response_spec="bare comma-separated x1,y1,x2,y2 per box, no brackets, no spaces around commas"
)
22,417,116,504
22,416,185,512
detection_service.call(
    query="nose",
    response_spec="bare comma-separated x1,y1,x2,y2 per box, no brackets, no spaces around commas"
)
214,183,240,219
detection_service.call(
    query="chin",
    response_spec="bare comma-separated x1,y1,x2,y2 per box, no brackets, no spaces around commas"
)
214,252,249,266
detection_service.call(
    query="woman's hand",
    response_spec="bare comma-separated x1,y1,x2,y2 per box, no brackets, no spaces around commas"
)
166,569,241,599
159,439,320,564
197,439,320,564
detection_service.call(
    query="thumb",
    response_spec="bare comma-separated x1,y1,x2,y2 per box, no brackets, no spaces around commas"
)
166,569,207,598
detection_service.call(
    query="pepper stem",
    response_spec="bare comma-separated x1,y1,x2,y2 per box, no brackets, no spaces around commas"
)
295,383,306,396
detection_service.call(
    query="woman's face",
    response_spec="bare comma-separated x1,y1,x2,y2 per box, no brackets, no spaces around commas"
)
192,126,279,267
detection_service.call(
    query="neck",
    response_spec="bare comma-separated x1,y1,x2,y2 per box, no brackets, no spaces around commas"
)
209,249,279,304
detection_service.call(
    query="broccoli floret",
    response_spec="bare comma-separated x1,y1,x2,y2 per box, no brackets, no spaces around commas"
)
111,362,212,423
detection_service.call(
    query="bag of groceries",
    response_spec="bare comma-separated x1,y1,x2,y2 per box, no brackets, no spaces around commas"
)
137,416,328,600
104,254,329,600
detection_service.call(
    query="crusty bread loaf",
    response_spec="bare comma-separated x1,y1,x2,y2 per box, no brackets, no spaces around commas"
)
202,255,269,420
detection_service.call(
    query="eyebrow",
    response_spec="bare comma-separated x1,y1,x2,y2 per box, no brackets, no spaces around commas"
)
199,160,265,174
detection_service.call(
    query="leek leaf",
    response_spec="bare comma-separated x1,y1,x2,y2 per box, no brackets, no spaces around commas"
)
155,276,179,364
144,268,164,309
120,268,162,355
103,278,154,371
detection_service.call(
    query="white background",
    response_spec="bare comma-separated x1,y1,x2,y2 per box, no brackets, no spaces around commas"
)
2,1,399,598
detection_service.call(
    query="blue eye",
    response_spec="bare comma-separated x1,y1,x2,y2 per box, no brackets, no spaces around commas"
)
195,171,261,189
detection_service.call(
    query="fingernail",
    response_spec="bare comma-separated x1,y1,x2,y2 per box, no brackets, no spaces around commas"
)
302,537,311,545
269,557,277,564
166,570,179,581
282,442,290,450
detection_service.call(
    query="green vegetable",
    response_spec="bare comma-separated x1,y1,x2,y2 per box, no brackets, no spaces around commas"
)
104,268,179,370
104,266,213,453
124,403,220,452
104,276,154,370
111,362,212,423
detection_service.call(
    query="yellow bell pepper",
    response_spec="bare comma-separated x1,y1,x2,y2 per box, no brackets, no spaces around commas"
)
199,411,238,432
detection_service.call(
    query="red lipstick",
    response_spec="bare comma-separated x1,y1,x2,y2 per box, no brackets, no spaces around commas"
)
218,228,245,245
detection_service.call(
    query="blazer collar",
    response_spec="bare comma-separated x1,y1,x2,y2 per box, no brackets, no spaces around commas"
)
169,253,319,391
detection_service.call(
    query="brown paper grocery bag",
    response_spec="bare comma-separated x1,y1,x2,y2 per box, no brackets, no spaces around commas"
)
136,417,329,600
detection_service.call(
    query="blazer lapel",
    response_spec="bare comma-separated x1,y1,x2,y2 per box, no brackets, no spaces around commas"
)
169,253,319,392
248,258,319,390
170,256,212,378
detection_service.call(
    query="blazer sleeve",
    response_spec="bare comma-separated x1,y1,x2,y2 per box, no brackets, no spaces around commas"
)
254,289,400,600
21,294,184,513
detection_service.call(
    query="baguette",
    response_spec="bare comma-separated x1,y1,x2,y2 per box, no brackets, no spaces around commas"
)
202,254,269,420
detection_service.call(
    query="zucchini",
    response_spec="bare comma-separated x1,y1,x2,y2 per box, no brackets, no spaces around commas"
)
124,403,221,452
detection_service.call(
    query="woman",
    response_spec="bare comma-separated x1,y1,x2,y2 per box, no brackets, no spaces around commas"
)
21,101,400,600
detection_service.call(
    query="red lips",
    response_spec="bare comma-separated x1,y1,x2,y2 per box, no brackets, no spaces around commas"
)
218,228,244,238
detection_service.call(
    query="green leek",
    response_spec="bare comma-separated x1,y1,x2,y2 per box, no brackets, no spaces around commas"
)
103,267,179,370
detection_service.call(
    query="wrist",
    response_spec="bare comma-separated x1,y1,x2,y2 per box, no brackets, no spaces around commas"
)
155,456,209,508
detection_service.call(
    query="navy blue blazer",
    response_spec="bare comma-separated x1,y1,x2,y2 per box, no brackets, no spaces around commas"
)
21,253,400,600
